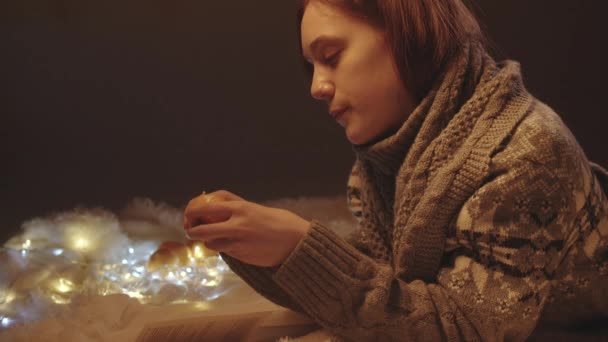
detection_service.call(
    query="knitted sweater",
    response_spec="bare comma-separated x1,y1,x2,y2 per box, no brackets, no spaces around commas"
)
223,43,608,341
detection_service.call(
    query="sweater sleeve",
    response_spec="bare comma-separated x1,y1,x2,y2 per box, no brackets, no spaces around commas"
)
220,253,305,314
271,158,583,341
220,223,376,315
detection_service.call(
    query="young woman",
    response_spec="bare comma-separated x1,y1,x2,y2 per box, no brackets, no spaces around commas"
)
184,0,608,340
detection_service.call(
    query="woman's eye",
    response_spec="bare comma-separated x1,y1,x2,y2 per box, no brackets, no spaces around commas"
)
323,52,341,66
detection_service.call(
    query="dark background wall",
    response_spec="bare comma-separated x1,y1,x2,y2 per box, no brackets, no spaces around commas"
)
2,1,607,243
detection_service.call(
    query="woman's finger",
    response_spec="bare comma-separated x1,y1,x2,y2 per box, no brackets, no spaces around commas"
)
185,197,247,218
187,220,239,241
203,237,238,253
207,189,246,202
183,190,248,229
184,201,235,226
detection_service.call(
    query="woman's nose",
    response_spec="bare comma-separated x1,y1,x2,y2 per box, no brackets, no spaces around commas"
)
310,74,335,101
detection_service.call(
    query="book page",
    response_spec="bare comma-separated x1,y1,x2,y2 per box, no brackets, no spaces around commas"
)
137,308,318,342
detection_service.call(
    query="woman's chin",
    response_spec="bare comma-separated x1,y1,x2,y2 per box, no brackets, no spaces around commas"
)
345,126,368,145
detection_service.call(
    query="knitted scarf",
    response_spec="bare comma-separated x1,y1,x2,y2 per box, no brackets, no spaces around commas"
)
351,41,529,282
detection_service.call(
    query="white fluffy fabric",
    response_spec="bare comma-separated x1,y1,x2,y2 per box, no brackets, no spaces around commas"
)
1,196,356,341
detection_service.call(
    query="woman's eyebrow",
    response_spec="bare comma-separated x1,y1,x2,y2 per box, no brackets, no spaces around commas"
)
302,35,343,61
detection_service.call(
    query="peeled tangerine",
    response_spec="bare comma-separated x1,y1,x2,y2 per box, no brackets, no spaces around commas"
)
147,240,217,270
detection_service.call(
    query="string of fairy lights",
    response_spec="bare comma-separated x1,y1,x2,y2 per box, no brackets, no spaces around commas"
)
0,215,234,329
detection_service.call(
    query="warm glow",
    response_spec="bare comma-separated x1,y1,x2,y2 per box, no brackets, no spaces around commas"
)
194,301,212,311
1,316,13,328
1,289,16,304
0,202,239,330
53,278,75,294
122,290,145,299
74,237,90,250
3,236,229,326
50,294,70,305
203,279,220,287
193,245,204,259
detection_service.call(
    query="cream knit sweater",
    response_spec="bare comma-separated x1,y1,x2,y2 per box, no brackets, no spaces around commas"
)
223,42,608,341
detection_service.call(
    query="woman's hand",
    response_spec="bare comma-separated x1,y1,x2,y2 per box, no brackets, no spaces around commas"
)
183,190,311,267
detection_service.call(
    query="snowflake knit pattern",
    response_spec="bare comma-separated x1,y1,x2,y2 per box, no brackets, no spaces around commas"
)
223,41,608,341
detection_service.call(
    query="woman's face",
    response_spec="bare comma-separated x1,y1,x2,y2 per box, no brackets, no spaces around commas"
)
301,1,417,145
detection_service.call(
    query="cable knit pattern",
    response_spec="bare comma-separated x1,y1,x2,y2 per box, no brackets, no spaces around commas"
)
222,42,608,341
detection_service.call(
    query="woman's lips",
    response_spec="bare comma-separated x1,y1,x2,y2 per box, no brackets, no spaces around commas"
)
330,107,348,121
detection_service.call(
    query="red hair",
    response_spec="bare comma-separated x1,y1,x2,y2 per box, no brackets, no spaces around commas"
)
297,0,484,99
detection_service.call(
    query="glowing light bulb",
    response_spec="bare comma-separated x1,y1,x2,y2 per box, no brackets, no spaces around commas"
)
22,239,31,249
54,278,74,293
2,290,16,304
50,294,70,304
123,290,144,299
75,238,87,249
204,280,218,287
1,316,12,328
72,236,91,251
193,245,203,259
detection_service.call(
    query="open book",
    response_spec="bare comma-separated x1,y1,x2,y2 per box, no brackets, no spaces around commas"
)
137,305,319,342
